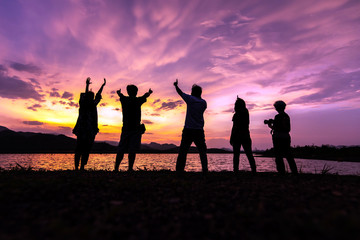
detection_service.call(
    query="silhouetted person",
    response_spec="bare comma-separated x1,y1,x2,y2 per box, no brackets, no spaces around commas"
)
114,85,153,172
174,79,208,173
230,97,256,173
73,77,106,170
266,100,298,175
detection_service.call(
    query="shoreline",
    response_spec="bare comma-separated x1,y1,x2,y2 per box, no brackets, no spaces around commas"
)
1,151,359,163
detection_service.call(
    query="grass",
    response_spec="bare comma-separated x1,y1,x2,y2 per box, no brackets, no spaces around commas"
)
0,170,359,240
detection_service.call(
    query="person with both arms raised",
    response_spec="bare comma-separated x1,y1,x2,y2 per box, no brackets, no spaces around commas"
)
73,77,106,171
114,84,153,172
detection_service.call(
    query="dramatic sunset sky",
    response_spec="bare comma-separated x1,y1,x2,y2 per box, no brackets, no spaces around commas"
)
0,0,359,149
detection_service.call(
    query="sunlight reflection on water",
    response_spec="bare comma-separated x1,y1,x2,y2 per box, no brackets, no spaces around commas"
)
0,153,359,175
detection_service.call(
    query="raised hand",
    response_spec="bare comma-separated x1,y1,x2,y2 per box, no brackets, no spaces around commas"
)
86,77,92,85
102,78,106,86
148,88,153,94
116,89,122,96
174,79,178,87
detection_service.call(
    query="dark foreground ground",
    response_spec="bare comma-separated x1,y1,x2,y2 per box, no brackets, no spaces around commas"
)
0,170,359,240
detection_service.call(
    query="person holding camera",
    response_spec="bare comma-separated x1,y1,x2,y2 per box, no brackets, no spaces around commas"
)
114,85,153,172
230,97,256,173
265,100,298,175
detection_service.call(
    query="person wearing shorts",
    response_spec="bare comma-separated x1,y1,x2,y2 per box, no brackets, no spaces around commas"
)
114,85,152,171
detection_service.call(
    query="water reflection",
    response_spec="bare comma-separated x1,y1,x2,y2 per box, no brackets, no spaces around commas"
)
0,154,359,175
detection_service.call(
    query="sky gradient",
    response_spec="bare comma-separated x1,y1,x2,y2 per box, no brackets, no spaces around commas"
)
0,0,359,149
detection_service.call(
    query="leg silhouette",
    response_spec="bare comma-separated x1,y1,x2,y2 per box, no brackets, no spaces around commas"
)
242,141,256,173
128,152,136,171
232,144,241,172
115,152,124,172
74,153,81,171
275,157,285,174
176,133,192,172
193,129,208,173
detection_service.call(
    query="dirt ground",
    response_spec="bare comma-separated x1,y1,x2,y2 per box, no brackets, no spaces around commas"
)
0,170,359,240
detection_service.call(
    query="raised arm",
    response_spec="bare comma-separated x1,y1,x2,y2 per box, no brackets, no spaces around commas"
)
141,88,153,99
94,78,106,105
174,79,184,96
116,88,124,98
85,77,91,93
97,78,106,95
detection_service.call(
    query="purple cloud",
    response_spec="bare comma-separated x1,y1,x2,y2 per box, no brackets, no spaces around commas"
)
28,78,40,85
142,119,154,125
10,62,42,75
153,99,161,104
61,91,73,99
290,68,360,104
156,100,183,111
223,108,233,113
281,84,310,94
67,101,79,108
49,88,60,98
27,104,42,111
23,120,43,125
0,70,44,101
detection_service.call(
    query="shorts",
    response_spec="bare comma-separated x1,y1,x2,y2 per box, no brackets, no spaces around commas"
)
117,129,142,153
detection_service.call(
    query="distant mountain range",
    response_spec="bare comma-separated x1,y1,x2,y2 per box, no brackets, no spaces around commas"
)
0,126,231,154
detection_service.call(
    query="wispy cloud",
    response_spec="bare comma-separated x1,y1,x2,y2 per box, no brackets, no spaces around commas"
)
0,65,44,101
290,67,360,104
27,104,42,111
49,88,61,98
10,62,42,75
142,119,154,125
61,91,73,100
156,100,183,111
23,120,44,125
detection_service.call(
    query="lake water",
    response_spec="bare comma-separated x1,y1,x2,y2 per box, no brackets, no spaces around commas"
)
0,153,359,175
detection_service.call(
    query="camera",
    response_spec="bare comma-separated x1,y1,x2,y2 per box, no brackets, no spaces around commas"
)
264,119,274,125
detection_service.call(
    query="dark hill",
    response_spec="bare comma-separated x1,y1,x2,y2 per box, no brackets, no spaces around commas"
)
0,126,9,132
0,126,230,153
0,127,115,153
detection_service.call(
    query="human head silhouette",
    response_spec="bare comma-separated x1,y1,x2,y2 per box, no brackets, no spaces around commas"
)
127,85,138,97
274,100,286,113
234,97,246,112
191,84,202,98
